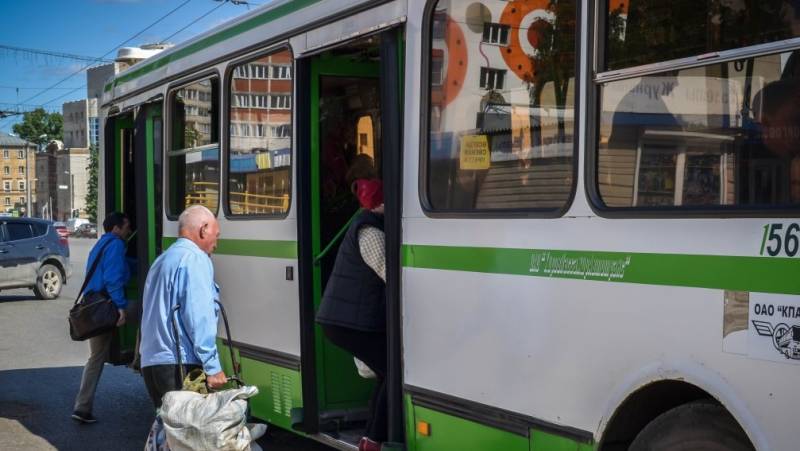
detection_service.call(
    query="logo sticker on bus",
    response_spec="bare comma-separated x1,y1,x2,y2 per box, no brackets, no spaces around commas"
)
749,293,800,363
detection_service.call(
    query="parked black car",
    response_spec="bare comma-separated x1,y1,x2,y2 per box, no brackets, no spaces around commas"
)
0,218,71,299
72,223,98,238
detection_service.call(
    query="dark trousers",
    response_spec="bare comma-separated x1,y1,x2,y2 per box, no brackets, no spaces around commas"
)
141,364,200,409
322,324,387,442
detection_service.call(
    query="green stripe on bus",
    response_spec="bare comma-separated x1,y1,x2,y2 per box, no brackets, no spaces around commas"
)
162,236,298,259
105,0,321,92
402,244,800,295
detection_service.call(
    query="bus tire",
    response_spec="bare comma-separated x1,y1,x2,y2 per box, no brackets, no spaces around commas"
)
629,400,754,451
33,264,62,300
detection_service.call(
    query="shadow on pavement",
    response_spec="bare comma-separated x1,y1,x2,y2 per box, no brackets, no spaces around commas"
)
0,365,153,451
0,294,40,303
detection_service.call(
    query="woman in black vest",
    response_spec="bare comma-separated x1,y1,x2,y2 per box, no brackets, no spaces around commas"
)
316,178,386,451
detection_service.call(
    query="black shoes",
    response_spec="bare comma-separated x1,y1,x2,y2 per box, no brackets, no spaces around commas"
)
71,411,97,424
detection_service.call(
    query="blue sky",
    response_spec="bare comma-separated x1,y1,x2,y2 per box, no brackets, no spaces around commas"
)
0,0,260,133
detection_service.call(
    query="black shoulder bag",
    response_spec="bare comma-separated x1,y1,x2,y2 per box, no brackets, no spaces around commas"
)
68,239,120,341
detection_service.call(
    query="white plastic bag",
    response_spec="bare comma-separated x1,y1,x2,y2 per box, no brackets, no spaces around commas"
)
354,357,376,379
160,385,259,451
143,417,170,451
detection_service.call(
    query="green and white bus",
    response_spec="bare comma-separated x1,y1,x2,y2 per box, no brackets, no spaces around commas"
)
100,0,800,449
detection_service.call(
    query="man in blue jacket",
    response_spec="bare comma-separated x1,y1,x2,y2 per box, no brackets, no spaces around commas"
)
72,211,131,424
140,205,227,408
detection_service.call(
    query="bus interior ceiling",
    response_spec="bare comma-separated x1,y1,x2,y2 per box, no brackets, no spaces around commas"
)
313,36,383,442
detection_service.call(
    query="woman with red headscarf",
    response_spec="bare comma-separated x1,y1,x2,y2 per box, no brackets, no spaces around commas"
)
316,178,387,451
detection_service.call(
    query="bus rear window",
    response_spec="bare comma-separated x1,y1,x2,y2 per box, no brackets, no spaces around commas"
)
606,1,800,71
597,50,800,209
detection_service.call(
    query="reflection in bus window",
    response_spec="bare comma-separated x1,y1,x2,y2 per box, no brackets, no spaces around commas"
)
427,0,576,212
606,0,800,71
227,50,293,216
598,51,800,208
168,78,220,216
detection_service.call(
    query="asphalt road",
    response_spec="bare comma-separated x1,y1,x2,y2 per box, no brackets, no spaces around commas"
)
0,237,334,451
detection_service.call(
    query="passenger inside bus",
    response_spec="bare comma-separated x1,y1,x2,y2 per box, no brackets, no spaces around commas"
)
751,78,800,202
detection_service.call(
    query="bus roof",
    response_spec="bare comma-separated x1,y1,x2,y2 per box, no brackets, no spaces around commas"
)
104,0,326,97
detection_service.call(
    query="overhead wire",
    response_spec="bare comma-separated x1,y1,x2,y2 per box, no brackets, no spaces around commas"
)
160,0,229,44
17,0,194,106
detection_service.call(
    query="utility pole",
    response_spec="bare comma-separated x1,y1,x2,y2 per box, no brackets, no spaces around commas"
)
25,143,31,217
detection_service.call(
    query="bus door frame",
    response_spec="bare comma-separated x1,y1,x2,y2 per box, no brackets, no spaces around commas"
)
295,27,405,442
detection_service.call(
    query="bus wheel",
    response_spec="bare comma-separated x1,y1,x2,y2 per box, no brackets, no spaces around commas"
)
630,400,754,451
34,264,62,300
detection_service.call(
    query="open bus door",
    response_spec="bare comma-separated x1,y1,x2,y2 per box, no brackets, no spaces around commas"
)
296,28,405,448
104,102,164,366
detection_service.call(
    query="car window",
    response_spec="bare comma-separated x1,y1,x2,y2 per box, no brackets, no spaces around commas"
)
0,224,6,242
6,222,33,241
32,223,48,237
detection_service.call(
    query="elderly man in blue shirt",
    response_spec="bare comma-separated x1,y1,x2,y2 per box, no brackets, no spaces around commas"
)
140,205,227,408
72,211,131,424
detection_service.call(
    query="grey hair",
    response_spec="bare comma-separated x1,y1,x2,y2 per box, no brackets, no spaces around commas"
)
178,205,216,234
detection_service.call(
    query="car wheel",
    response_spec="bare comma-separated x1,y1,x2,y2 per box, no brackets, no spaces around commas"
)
630,400,754,451
33,264,62,300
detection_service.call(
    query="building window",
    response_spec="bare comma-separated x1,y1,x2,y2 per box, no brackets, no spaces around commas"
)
2,150,7,159
270,94,291,109
3,181,9,191
18,180,25,191
431,52,444,86
271,65,292,80
479,67,506,90
227,49,293,216
482,23,510,45
3,166,8,175
168,77,220,217
18,197,24,205
18,166,24,175
4,197,10,206
426,0,577,213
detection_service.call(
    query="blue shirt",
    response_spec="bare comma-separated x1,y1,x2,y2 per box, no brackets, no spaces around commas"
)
140,238,221,374
84,232,130,309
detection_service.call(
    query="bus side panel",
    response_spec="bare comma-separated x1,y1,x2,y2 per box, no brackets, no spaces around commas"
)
217,339,303,430
409,404,529,451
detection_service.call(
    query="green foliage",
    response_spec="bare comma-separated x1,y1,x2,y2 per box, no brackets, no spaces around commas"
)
85,144,99,223
11,108,63,145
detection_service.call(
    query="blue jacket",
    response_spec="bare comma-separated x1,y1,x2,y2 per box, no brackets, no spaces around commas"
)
84,232,130,309
139,238,221,374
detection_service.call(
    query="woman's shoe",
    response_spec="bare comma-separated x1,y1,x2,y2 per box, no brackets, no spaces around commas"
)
358,437,381,451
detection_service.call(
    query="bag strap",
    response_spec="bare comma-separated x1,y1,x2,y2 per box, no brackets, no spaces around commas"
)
74,237,115,305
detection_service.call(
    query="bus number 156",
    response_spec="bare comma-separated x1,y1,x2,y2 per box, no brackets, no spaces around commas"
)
761,223,800,257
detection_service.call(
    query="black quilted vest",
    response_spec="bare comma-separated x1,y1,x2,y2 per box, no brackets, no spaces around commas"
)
316,210,386,332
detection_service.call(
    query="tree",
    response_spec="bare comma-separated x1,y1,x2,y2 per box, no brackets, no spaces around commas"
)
525,0,576,145
85,144,98,223
12,108,63,145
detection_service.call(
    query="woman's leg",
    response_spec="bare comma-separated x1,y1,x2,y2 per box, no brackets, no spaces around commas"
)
321,324,388,441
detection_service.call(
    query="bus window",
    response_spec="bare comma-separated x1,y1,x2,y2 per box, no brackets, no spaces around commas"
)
167,77,220,217
598,50,800,209
425,0,577,213
227,49,293,217
605,0,800,71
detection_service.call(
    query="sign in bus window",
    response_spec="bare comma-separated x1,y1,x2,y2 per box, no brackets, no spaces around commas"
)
598,50,800,209
605,0,800,71
227,49,293,216
426,0,576,212
168,77,220,217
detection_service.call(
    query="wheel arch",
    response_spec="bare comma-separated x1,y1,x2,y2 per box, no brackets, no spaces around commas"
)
595,360,764,451
40,257,67,282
